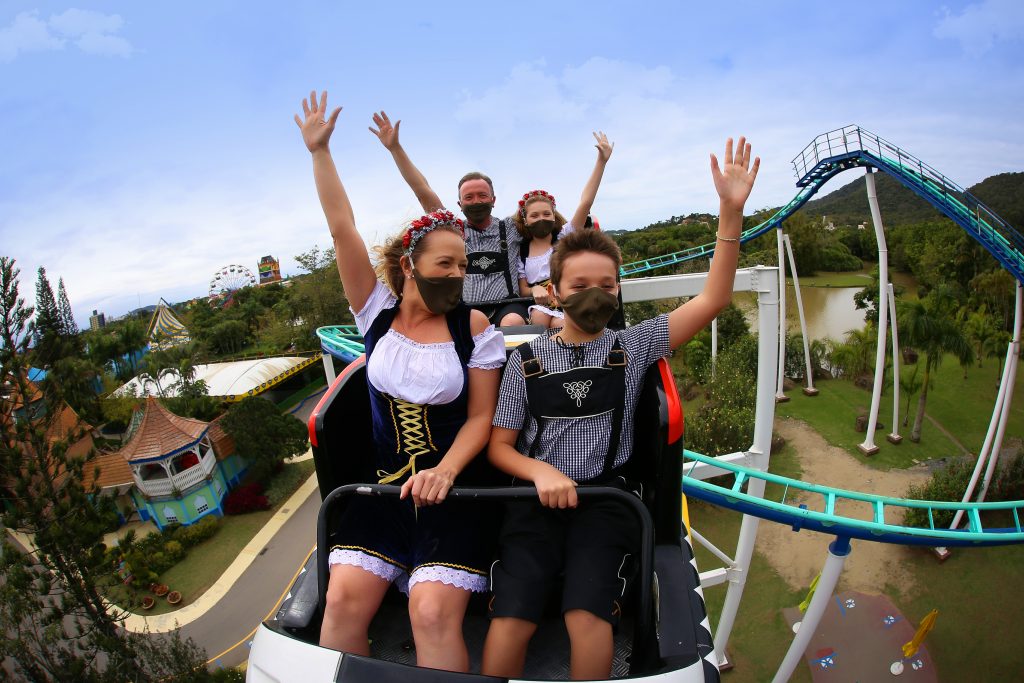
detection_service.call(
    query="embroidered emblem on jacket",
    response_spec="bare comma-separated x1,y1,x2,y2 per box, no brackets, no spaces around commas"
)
472,256,496,270
563,380,592,407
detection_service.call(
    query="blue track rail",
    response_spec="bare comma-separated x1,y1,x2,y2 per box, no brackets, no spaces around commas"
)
620,125,1024,282
682,450,1024,548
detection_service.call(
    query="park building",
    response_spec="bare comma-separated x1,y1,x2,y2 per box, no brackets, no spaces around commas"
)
114,397,249,531
89,309,106,330
258,255,282,285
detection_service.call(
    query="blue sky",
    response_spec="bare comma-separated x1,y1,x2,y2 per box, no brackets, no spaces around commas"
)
1,1,1023,324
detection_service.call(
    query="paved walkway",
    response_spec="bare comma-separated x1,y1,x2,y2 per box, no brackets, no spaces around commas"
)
118,454,318,633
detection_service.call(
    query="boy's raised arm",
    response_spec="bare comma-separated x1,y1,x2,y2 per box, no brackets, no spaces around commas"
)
295,90,377,313
570,131,614,231
370,111,444,212
667,136,760,349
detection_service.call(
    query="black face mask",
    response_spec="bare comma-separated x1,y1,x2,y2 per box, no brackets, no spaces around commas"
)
557,287,620,334
462,202,493,224
527,219,556,239
412,269,463,314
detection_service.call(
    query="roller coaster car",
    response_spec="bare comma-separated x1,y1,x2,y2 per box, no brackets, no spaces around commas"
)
248,330,718,682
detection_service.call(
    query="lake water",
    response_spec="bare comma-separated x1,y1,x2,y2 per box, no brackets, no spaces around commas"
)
733,270,918,342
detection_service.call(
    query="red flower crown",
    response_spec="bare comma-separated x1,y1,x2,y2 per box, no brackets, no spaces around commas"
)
402,209,465,255
518,190,556,218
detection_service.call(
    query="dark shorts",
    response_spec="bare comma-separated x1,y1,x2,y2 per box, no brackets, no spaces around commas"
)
329,494,497,583
470,301,530,325
488,493,641,625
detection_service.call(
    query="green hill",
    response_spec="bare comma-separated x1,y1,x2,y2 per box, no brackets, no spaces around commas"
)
801,171,1024,229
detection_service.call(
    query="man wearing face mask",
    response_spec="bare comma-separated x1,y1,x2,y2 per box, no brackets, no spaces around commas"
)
370,111,529,325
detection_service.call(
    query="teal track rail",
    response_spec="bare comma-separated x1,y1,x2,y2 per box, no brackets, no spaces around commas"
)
620,125,1024,282
682,450,1024,547
316,325,365,361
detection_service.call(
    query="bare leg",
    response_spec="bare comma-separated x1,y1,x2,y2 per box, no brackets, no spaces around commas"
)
319,564,391,653
548,315,565,329
530,311,553,327
499,311,527,326
482,616,537,678
407,581,473,671
565,609,613,680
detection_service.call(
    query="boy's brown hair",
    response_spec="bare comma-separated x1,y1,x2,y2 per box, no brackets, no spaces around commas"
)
549,228,622,288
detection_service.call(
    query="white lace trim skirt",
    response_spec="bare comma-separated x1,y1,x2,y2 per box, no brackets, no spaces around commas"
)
328,548,488,595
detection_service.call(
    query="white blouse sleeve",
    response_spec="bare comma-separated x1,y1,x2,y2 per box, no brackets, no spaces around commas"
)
468,325,507,370
351,281,398,336
561,221,577,236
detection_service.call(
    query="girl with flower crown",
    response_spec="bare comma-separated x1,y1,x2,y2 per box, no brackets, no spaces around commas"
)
514,132,614,328
296,90,505,672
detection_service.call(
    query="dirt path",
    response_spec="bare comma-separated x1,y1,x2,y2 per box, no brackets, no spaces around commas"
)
755,418,933,596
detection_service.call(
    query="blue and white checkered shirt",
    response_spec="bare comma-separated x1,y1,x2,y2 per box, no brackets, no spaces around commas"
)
493,315,671,481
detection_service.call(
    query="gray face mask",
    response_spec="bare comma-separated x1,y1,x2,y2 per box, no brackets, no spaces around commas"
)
461,202,493,224
527,219,556,239
556,287,619,334
412,268,463,314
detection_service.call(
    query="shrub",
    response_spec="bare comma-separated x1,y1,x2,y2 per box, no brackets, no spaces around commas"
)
686,337,759,457
264,463,310,506
223,482,270,515
903,456,975,528
173,514,220,547
163,540,185,563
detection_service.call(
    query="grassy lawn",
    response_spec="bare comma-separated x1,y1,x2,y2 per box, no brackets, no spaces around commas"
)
775,353,1024,470
117,460,315,616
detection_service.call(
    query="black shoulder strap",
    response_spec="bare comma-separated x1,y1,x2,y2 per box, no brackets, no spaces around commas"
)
497,218,516,298
446,303,475,367
602,337,628,475
363,301,401,359
517,341,543,379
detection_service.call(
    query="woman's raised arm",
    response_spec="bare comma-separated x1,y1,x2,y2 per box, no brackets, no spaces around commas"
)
295,90,377,312
570,131,614,231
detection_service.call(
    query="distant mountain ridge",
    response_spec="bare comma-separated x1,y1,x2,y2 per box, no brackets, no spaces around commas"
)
800,171,1024,229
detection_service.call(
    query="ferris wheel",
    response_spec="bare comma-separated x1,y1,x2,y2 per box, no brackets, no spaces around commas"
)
208,264,257,301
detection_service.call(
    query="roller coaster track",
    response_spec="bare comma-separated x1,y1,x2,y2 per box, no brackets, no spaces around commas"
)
316,325,363,362
682,451,1024,547
620,124,1024,281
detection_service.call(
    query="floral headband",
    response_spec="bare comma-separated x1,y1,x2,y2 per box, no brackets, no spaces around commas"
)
518,190,556,218
402,209,465,255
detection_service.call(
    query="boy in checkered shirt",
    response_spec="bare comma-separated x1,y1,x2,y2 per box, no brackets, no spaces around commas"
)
483,138,760,680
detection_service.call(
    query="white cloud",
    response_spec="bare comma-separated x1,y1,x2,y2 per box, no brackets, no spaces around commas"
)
0,11,64,63
0,8,131,62
934,0,1024,56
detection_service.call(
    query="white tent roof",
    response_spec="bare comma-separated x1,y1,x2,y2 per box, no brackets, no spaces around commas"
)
115,355,320,401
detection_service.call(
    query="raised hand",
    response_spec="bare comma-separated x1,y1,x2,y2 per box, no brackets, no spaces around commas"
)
294,89,342,154
711,137,760,212
369,111,401,151
593,131,614,163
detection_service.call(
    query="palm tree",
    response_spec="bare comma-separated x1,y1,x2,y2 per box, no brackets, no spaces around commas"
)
897,287,974,442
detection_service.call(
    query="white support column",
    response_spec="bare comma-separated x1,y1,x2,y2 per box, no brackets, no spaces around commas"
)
887,282,903,444
321,351,336,386
979,281,1023,501
859,169,889,455
711,316,719,379
949,282,1022,530
772,537,852,683
783,234,816,396
714,268,780,669
776,227,789,402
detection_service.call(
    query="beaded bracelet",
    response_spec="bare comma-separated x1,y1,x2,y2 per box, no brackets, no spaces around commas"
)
716,233,740,243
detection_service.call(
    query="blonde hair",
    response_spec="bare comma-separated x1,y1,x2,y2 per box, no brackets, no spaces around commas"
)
372,224,465,296
512,196,568,240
